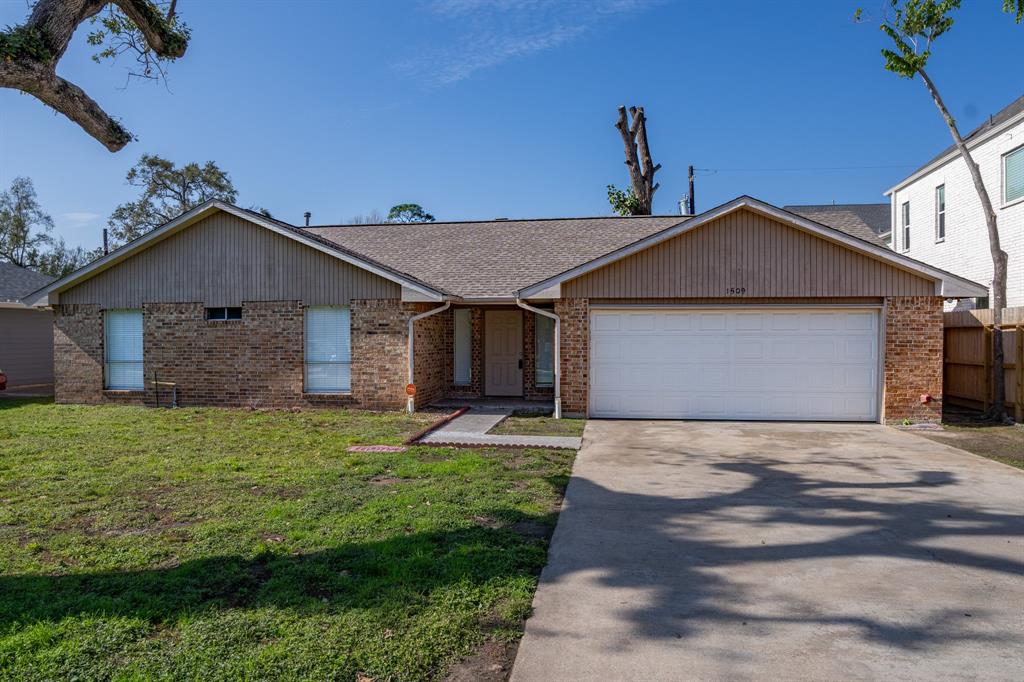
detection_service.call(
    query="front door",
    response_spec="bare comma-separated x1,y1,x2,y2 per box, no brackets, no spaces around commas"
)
485,310,523,396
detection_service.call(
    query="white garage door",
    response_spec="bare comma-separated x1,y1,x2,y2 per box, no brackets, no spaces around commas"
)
589,308,880,421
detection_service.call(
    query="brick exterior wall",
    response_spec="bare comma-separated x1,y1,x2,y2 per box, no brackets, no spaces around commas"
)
53,299,425,410
883,296,944,423
555,298,589,417
409,303,447,408
53,304,105,404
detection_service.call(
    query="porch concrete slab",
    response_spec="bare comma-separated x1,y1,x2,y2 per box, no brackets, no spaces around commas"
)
420,432,582,449
418,407,581,449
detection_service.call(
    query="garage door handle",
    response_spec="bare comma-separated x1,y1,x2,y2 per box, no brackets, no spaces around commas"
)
518,359,523,369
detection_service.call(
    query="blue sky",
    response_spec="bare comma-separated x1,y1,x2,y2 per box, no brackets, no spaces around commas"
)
1,0,1021,250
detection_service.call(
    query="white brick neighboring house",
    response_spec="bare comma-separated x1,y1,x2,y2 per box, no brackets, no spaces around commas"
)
886,95,1024,310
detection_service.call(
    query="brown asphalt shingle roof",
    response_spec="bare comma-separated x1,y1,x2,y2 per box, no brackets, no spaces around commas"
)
305,216,688,298
784,204,890,247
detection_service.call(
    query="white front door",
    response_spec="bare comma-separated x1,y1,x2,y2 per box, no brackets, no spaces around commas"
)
589,307,880,421
485,310,523,396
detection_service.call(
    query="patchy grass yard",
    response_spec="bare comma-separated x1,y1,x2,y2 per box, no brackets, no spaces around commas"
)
489,415,586,438
918,422,1024,469
0,399,574,680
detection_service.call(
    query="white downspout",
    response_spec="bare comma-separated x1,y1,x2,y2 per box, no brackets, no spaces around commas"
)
515,298,561,419
407,301,450,414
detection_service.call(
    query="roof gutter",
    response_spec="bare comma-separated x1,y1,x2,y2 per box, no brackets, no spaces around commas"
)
407,300,451,414
515,298,561,419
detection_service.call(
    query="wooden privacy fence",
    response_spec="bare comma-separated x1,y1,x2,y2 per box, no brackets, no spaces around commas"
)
943,307,1024,420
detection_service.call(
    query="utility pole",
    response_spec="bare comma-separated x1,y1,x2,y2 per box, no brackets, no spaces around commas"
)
688,165,696,215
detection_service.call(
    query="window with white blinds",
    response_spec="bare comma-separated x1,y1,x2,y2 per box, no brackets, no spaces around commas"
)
1005,146,1024,204
453,308,472,385
535,313,555,387
304,306,351,393
104,309,143,390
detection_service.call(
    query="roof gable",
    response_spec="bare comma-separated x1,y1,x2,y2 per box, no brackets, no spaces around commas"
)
518,197,987,299
24,201,445,307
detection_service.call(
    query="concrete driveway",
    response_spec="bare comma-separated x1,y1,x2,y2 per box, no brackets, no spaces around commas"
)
511,421,1024,681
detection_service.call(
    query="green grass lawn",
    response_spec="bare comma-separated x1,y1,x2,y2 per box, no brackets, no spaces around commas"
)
488,415,586,438
0,399,575,680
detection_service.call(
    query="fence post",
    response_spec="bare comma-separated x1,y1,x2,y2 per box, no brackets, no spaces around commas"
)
983,325,993,412
1017,325,1023,423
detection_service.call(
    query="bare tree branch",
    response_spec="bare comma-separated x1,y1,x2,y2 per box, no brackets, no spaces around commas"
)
0,0,190,151
614,106,660,214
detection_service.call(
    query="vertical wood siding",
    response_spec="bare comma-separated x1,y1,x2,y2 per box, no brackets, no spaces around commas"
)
564,208,936,298
59,212,400,307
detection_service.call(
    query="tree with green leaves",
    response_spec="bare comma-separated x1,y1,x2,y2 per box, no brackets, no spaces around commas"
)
0,1,190,151
108,154,237,246
0,177,92,277
859,0,1022,421
386,204,435,224
0,177,55,268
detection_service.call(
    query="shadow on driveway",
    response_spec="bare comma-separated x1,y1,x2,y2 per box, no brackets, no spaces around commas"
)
512,421,1024,681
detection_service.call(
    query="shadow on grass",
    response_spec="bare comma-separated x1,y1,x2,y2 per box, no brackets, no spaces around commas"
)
0,505,562,631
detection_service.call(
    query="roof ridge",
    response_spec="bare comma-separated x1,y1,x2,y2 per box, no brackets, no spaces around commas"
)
305,214,688,229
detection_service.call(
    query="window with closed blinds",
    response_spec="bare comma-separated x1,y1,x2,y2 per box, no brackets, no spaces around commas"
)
104,309,143,390
304,306,351,393
535,313,554,387
453,308,472,385
1005,146,1024,203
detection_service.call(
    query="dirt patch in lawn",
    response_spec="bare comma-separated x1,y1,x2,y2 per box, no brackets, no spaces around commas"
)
916,407,1024,469
444,639,519,681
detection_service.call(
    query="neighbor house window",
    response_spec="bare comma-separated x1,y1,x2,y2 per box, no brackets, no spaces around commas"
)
535,313,555,387
304,306,351,393
901,201,911,250
104,309,143,390
453,308,472,385
206,306,242,320
1005,145,1024,204
935,185,945,241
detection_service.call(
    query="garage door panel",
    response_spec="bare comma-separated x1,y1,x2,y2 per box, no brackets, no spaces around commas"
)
589,308,879,422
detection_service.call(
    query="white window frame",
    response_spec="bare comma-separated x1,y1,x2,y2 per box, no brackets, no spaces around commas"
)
304,306,352,394
1003,144,1024,207
453,308,472,386
104,309,144,390
901,201,911,251
935,184,945,243
534,313,555,387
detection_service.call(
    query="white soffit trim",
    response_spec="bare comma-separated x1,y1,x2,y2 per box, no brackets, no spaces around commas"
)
516,196,988,299
885,108,1024,196
22,200,446,307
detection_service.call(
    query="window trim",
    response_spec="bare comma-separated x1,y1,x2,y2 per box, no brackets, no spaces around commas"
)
1002,143,1024,207
934,184,945,243
453,308,472,386
104,308,144,391
534,312,555,388
303,306,352,395
205,306,242,321
901,201,911,252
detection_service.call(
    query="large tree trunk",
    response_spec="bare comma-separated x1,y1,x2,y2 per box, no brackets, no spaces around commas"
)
614,106,661,214
919,68,1009,421
0,0,188,151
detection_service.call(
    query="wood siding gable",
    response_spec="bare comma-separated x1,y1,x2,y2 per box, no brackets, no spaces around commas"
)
564,208,936,298
60,212,400,307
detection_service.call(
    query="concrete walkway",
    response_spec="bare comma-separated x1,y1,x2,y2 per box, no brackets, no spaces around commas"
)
511,420,1024,681
419,407,582,449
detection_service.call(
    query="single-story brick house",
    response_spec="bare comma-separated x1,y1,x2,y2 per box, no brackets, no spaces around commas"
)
23,196,986,423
